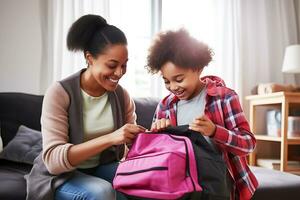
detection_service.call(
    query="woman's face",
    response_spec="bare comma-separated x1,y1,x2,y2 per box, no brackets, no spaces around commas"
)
160,61,203,100
87,44,128,93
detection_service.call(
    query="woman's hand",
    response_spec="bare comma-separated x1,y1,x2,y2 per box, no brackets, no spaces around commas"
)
150,118,171,132
110,124,146,145
189,115,216,137
67,124,145,167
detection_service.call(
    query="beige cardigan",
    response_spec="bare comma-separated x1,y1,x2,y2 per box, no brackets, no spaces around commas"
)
41,82,136,175
26,69,136,200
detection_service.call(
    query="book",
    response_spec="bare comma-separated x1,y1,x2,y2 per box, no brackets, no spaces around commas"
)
257,158,300,170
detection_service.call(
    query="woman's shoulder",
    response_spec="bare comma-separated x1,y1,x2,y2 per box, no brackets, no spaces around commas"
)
44,82,70,106
116,84,130,99
45,82,67,95
60,69,85,84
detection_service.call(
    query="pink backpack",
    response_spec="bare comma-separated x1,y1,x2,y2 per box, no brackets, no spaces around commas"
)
113,132,202,199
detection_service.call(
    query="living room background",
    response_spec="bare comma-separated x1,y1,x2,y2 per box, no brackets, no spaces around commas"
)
0,0,300,104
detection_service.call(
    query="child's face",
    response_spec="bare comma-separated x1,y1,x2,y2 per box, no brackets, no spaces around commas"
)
160,62,203,100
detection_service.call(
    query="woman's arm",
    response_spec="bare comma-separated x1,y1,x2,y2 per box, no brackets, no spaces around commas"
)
41,82,75,175
42,83,145,175
123,87,137,124
67,123,144,167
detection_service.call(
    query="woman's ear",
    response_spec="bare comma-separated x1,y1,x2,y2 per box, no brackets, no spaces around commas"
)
85,51,93,66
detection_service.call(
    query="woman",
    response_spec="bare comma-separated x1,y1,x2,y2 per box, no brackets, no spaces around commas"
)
26,14,145,200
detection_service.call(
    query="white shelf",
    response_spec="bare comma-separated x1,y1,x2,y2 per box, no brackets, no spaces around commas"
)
246,92,300,172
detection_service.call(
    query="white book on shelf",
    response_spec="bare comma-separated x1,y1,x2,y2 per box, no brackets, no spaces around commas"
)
257,158,300,170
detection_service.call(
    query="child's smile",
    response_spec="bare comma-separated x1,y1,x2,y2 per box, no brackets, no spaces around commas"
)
160,61,204,100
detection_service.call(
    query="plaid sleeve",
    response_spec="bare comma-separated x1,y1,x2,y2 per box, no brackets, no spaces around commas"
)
152,100,167,122
213,92,256,156
152,104,160,123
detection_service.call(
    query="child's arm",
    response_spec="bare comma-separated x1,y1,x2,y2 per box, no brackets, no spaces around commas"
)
190,92,256,156
212,92,256,156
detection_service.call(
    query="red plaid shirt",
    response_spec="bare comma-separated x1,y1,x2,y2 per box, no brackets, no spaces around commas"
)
153,76,258,200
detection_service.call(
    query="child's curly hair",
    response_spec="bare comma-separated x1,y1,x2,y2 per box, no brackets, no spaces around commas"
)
146,28,213,74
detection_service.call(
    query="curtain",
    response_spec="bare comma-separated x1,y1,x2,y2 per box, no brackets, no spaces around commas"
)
214,0,299,108
294,0,300,84
40,0,154,97
40,0,300,99
217,0,299,119
160,0,299,100
40,0,109,93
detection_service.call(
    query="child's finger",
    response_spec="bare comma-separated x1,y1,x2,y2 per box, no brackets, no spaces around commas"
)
166,119,171,127
201,115,210,121
156,120,162,130
194,116,206,122
193,118,207,126
160,118,166,129
189,123,204,133
195,115,209,121
150,122,157,132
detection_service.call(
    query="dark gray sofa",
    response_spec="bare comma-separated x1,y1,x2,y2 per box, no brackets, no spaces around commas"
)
1,92,300,200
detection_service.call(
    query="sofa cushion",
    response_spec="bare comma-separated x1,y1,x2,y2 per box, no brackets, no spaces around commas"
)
0,159,32,200
251,166,300,200
0,125,42,165
0,125,3,152
0,134,2,153
134,97,159,130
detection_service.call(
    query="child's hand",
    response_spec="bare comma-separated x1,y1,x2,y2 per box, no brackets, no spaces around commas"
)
150,118,171,132
189,115,216,137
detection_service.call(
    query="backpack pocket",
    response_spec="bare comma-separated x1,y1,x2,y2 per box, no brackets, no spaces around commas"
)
114,152,198,200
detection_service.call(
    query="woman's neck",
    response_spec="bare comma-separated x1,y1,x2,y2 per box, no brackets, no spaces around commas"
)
80,70,106,97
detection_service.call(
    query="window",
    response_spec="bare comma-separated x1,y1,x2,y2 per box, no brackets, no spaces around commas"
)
52,0,220,98
112,0,220,97
109,0,159,97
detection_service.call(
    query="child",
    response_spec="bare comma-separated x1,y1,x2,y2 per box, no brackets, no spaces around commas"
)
146,28,258,200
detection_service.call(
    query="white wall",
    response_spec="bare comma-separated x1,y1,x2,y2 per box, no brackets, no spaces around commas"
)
0,0,42,94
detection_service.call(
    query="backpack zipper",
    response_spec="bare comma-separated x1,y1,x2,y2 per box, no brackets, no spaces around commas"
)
117,166,168,176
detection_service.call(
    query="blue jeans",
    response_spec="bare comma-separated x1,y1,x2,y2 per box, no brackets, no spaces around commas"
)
55,162,127,200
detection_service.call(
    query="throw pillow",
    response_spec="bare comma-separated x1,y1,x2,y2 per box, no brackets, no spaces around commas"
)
0,125,42,164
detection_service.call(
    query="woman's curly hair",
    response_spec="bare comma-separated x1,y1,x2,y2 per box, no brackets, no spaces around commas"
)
146,28,213,74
